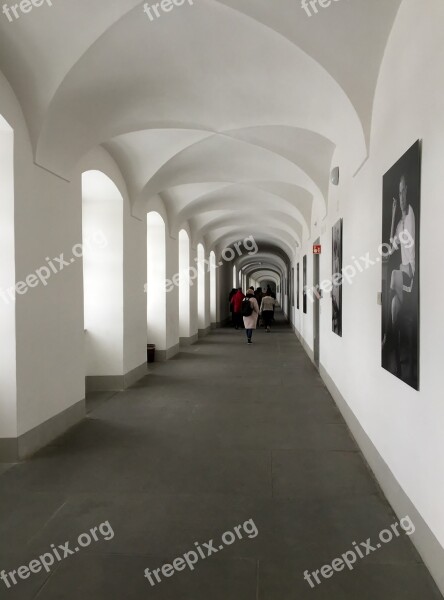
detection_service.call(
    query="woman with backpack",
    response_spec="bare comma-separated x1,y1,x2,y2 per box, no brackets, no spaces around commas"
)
242,289,260,344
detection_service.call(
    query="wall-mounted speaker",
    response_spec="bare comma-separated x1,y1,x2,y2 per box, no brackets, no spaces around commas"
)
331,166,340,186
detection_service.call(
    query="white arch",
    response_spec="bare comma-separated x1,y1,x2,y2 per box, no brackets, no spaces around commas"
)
82,170,124,378
213,228,297,260
35,5,368,179
172,182,312,241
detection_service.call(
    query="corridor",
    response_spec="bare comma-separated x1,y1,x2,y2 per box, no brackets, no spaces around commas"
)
0,316,440,599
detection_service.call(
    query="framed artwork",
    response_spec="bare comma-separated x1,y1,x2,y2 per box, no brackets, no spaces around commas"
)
381,140,421,390
332,218,343,336
297,263,300,310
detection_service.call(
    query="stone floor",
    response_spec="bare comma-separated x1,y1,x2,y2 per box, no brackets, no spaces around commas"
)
0,314,442,599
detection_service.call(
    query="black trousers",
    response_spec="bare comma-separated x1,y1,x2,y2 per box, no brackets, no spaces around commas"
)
234,312,243,328
262,311,274,328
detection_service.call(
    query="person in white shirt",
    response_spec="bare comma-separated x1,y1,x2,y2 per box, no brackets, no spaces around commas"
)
260,291,277,332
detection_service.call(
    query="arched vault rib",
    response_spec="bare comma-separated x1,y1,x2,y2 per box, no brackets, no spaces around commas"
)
250,271,281,287
34,0,367,179
212,0,403,150
209,228,297,260
237,254,288,284
238,255,288,276
0,0,402,177
0,0,142,149
247,268,282,281
137,134,325,218
235,246,291,269
222,126,335,202
170,183,311,240
104,128,321,230
194,212,302,249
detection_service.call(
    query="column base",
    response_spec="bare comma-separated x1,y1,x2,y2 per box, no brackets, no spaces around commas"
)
86,362,148,392
0,398,85,462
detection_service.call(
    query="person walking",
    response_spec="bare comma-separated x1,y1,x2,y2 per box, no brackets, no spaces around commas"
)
231,287,245,330
266,285,277,322
254,287,264,327
228,288,237,326
260,290,277,332
254,287,263,309
242,289,260,344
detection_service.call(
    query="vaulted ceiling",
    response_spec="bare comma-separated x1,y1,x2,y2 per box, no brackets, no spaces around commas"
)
0,0,403,261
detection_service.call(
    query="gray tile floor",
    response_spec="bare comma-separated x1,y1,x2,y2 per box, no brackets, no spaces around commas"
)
0,314,442,599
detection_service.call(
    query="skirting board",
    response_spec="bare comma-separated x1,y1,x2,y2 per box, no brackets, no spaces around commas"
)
213,318,231,328
166,344,180,360
155,344,180,362
180,334,199,347
319,363,444,596
86,362,148,392
0,398,85,462
124,362,148,387
294,327,315,363
198,326,211,338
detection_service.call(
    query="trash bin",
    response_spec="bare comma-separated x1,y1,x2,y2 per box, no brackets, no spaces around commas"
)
147,344,156,363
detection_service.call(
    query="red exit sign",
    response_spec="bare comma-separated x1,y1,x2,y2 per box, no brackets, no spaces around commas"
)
313,244,321,254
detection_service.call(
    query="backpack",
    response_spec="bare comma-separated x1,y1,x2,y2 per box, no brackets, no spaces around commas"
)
242,297,253,317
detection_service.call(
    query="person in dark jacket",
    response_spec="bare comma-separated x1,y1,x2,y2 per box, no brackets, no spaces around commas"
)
228,288,237,326
254,287,263,308
231,288,245,329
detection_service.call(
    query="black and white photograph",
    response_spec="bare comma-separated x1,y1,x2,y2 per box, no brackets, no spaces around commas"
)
332,218,343,337
297,263,300,310
381,140,421,390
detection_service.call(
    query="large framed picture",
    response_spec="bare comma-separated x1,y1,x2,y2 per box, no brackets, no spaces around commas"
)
297,263,300,310
303,255,307,314
381,140,421,390
332,218,343,337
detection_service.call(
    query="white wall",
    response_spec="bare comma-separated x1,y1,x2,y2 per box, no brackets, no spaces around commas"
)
197,244,206,330
15,165,85,436
0,72,86,439
295,0,444,588
189,244,199,337
297,253,314,352
210,251,217,324
147,212,166,350
165,233,180,352
0,116,17,437
179,229,191,339
123,205,147,374
217,257,232,324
